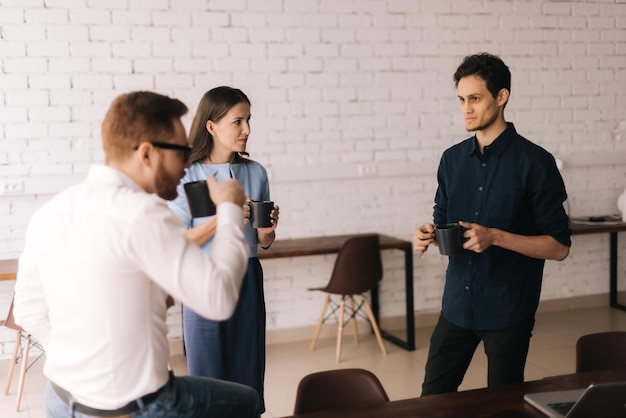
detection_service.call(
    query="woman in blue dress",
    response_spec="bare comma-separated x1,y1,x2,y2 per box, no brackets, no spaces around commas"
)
169,86,278,413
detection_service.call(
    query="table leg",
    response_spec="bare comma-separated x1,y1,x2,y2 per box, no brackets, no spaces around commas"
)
371,248,416,351
609,231,626,311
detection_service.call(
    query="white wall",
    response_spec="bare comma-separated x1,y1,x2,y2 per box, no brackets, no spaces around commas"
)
1,0,626,356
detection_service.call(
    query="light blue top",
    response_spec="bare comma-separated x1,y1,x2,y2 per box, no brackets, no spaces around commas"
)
169,160,270,258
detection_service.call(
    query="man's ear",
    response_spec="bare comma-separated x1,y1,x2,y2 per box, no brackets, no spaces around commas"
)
497,88,509,107
134,142,154,168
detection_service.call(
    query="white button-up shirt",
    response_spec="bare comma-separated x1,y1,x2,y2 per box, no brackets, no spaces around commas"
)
14,165,248,409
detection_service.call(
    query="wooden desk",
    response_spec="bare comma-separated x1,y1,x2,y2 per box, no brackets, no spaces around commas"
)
259,233,415,351
0,258,18,281
570,220,626,311
281,367,626,417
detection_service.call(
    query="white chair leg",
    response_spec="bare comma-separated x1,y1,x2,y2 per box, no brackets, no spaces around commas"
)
336,298,345,363
15,334,30,412
349,296,359,344
363,296,387,356
4,330,21,395
310,295,330,351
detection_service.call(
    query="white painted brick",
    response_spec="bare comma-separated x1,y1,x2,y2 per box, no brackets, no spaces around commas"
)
128,0,168,10
130,27,168,42
47,24,89,41
601,29,625,42
69,9,111,25
207,0,245,11
155,74,193,90
211,27,248,42
152,11,191,26
70,41,112,57
133,58,172,73
113,42,152,58
5,123,47,140
48,62,88,79
86,0,127,8
112,10,151,25
285,0,317,13
284,28,319,42
0,41,26,57
191,11,229,27
2,24,46,41
27,40,70,57
27,106,71,123
4,57,47,74
73,74,114,90
303,13,336,28
0,8,24,24
0,108,28,123
111,74,154,90
5,90,48,106
25,8,68,24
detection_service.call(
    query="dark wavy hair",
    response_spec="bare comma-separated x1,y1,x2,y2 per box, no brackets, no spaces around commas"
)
453,53,511,107
188,86,251,164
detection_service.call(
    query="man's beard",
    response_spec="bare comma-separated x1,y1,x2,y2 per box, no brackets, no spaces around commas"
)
467,110,498,132
154,161,180,201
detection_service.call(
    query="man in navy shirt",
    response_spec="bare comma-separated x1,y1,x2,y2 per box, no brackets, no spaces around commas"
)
414,53,571,396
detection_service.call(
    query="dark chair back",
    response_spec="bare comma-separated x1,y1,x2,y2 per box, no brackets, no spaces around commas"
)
576,331,626,373
322,234,382,295
293,368,389,414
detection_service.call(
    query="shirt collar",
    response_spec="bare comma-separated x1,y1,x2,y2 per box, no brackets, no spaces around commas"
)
465,122,517,157
87,164,146,193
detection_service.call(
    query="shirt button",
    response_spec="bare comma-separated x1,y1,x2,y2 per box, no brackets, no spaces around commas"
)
468,261,472,265
474,211,479,216
478,186,483,191
482,163,486,167
465,286,470,290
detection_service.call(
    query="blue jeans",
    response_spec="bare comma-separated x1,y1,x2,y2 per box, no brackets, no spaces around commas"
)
45,373,261,418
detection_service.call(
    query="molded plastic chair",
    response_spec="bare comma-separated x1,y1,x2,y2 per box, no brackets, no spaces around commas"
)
309,234,387,363
293,368,389,414
576,331,626,373
1,295,45,412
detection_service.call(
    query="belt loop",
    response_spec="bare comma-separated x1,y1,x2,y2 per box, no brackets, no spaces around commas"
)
68,398,76,418
136,398,148,416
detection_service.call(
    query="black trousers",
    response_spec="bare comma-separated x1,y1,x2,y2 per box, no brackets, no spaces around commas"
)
421,313,535,396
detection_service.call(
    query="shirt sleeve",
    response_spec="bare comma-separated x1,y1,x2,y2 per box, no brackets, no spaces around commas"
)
13,211,52,345
127,200,249,320
528,152,571,247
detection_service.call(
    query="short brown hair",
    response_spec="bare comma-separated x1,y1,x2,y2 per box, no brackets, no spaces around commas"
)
101,91,188,162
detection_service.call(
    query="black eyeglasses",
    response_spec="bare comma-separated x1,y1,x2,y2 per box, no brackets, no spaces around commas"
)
134,141,193,163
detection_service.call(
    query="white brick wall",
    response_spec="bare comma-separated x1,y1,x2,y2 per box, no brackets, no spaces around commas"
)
1,0,626,357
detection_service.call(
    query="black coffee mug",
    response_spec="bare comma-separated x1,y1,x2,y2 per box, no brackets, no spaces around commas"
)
435,223,466,256
184,180,216,218
248,201,274,228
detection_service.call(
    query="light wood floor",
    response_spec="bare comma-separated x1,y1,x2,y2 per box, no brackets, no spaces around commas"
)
2,305,625,418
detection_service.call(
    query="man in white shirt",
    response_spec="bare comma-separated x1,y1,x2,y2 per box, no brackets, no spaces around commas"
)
14,91,261,417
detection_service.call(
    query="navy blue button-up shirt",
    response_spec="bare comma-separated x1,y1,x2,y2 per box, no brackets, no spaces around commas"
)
434,123,571,330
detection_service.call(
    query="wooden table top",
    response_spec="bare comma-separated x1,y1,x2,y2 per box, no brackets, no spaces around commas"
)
570,219,626,235
281,367,626,418
0,258,18,281
258,233,411,260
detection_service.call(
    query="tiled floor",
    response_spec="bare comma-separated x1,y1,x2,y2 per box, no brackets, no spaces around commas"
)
2,305,626,418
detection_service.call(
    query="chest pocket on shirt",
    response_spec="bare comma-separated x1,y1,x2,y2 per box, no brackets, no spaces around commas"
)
485,187,525,230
